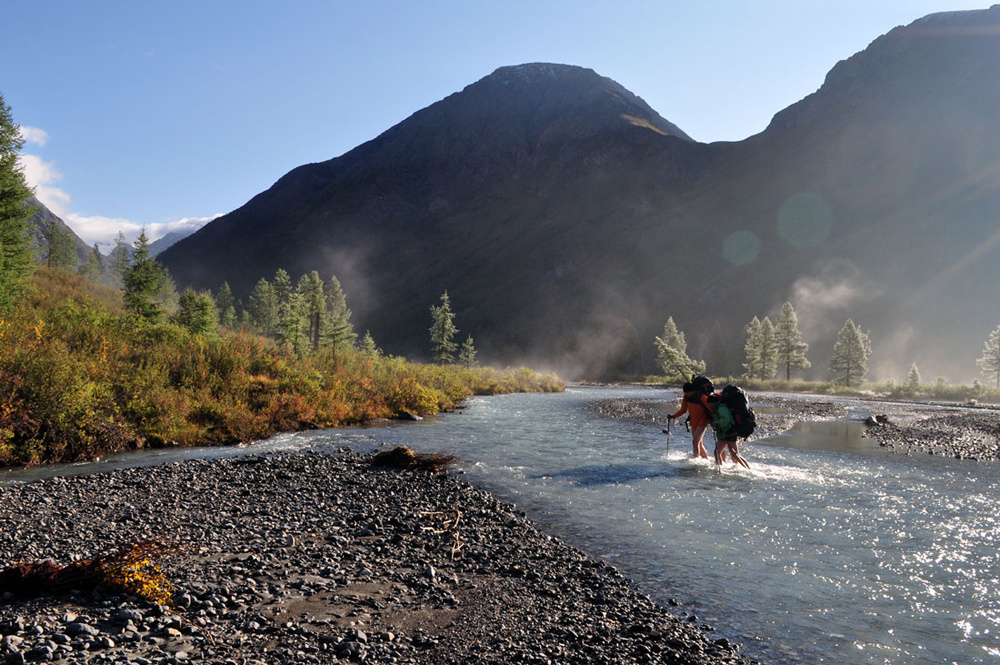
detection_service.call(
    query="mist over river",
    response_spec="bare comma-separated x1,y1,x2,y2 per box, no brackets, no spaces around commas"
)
4,385,998,663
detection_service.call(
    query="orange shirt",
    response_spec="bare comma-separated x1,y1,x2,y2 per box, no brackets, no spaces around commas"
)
671,393,713,428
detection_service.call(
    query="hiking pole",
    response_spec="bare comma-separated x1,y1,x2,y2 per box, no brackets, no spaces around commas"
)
662,416,672,452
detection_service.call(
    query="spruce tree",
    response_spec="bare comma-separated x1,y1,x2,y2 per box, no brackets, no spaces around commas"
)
429,291,458,364
108,231,130,288
213,281,238,329
0,93,36,309
174,288,218,336
828,319,871,387
246,278,278,336
458,335,477,369
323,275,356,350
907,362,922,391
976,324,1000,388
742,317,764,380
122,229,167,322
359,331,380,357
759,317,778,380
654,317,705,379
775,302,810,381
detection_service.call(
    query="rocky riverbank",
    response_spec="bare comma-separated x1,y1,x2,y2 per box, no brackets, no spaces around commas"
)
589,391,1000,461
0,450,754,665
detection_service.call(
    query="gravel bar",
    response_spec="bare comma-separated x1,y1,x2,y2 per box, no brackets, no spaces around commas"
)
0,450,755,664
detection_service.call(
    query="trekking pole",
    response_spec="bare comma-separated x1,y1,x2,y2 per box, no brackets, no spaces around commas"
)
662,417,672,452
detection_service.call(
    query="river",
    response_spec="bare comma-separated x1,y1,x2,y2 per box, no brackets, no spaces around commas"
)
3,385,997,663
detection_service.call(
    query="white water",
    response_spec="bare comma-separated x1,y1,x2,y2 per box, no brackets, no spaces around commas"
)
4,385,998,663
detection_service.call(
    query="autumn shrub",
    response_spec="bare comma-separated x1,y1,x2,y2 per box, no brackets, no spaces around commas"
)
0,268,564,466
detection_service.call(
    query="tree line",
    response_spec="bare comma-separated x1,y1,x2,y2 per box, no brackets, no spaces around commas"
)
655,301,1000,389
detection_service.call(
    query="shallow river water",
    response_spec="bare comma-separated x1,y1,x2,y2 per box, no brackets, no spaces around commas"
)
4,385,998,663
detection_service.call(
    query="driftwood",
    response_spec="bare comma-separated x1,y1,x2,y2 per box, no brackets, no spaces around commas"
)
370,446,457,473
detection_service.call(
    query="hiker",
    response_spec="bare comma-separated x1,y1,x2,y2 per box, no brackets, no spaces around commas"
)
667,380,712,459
708,390,751,469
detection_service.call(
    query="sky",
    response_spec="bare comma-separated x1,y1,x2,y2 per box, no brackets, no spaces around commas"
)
2,0,989,249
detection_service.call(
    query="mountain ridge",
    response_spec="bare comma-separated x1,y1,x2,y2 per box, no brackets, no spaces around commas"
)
160,10,1000,380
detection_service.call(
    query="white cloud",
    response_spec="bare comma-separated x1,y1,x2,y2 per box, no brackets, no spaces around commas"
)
65,213,220,250
18,126,48,147
18,143,218,250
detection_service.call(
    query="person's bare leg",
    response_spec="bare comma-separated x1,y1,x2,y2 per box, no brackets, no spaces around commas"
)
691,425,709,459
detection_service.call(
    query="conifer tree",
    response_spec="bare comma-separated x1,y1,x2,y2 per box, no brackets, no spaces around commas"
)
976,324,1000,388
122,229,167,322
0,93,36,310
297,271,326,351
775,302,810,381
429,291,458,364
654,317,705,379
323,275,356,350
246,277,278,335
44,221,77,270
359,331,380,357
742,317,764,380
78,244,103,282
108,231,130,288
458,335,477,369
174,288,217,336
907,363,921,391
828,319,871,387
759,317,778,380
213,281,238,329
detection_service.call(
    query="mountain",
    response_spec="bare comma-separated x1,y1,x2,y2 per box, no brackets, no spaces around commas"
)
27,196,91,265
149,229,198,257
160,8,1000,381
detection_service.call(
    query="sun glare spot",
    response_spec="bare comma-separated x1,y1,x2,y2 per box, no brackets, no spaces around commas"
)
722,230,760,266
778,192,834,249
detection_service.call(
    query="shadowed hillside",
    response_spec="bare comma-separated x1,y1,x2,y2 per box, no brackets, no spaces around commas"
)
160,8,1000,381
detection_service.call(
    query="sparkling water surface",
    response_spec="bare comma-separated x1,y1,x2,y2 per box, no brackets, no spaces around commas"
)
3,385,997,663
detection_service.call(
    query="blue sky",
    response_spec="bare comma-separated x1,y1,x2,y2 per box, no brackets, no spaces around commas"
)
2,1,987,248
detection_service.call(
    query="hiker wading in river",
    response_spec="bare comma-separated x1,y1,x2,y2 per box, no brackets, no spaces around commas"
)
667,381,713,459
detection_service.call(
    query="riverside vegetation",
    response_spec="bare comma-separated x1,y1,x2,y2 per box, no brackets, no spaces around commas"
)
0,268,563,467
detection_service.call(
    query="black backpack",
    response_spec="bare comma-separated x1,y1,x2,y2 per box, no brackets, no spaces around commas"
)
691,375,714,396
719,384,756,439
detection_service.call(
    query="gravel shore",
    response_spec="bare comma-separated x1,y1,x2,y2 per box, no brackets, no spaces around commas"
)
589,391,1000,460
0,450,754,665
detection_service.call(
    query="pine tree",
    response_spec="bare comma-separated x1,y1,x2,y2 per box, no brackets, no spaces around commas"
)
907,362,921,391
775,302,810,381
976,324,1000,388
0,93,36,310
654,317,705,379
828,319,871,387
458,335,477,369
122,229,167,322
429,291,458,364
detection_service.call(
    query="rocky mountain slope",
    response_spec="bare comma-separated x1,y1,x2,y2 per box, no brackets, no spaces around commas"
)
160,7,1000,380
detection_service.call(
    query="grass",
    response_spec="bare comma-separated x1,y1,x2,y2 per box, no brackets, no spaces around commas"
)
0,268,563,467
